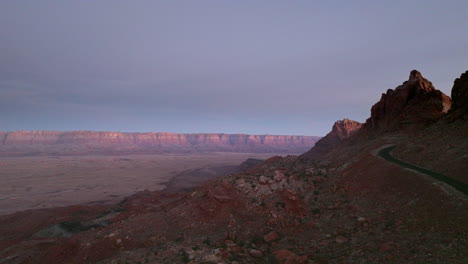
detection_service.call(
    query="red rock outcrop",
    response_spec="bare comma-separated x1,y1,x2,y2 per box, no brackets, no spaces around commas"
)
329,118,363,140
0,131,320,155
394,70,468,181
300,118,362,159
363,70,451,133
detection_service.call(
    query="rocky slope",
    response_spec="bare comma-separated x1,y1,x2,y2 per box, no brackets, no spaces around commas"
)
0,131,321,155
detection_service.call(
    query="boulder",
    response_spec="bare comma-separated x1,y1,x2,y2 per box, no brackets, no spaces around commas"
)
264,231,280,242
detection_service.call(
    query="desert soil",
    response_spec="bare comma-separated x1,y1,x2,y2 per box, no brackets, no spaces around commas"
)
0,153,278,215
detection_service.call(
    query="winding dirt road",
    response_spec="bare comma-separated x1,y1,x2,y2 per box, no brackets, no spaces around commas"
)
378,145,468,196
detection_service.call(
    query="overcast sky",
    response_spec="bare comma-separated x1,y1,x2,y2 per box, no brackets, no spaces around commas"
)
1,1,467,136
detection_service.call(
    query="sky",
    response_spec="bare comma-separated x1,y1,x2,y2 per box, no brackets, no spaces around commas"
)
1,1,467,136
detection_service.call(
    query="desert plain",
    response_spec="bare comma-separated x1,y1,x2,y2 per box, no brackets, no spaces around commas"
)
0,153,278,215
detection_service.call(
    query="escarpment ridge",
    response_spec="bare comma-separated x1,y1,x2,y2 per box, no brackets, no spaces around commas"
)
0,131,321,155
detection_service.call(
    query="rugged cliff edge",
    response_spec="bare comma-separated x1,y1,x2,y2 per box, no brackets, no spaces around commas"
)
393,70,468,181
300,118,362,159
0,131,321,155
363,70,451,134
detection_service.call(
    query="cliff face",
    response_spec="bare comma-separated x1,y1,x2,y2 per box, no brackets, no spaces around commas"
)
364,70,451,133
329,118,363,140
0,131,320,156
300,119,362,159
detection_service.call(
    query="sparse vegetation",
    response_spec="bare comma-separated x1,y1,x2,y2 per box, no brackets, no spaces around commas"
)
179,250,190,263
203,237,211,246
275,201,285,208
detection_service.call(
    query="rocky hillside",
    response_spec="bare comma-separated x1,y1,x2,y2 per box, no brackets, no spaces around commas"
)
0,131,321,155
0,70,466,264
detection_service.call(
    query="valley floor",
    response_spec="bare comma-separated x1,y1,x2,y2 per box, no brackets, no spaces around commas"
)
0,153,277,215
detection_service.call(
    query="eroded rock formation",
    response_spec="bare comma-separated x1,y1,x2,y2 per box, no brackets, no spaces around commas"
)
364,70,451,133
300,118,362,159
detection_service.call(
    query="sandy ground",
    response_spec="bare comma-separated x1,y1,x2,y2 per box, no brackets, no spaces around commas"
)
0,153,278,215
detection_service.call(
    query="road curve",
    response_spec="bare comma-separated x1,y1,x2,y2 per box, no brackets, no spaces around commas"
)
378,146,468,196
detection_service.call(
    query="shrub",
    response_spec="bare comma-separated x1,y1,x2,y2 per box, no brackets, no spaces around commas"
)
179,250,190,263
312,208,321,215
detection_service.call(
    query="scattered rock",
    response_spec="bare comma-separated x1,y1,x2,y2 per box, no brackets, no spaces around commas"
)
274,170,286,182
273,249,307,264
202,254,221,263
381,241,399,252
357,217,366,222
258,176,270,185
273,249,295,262
249,249,263,257
335,235,348,243
264,231,280,242
211,194,232,203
